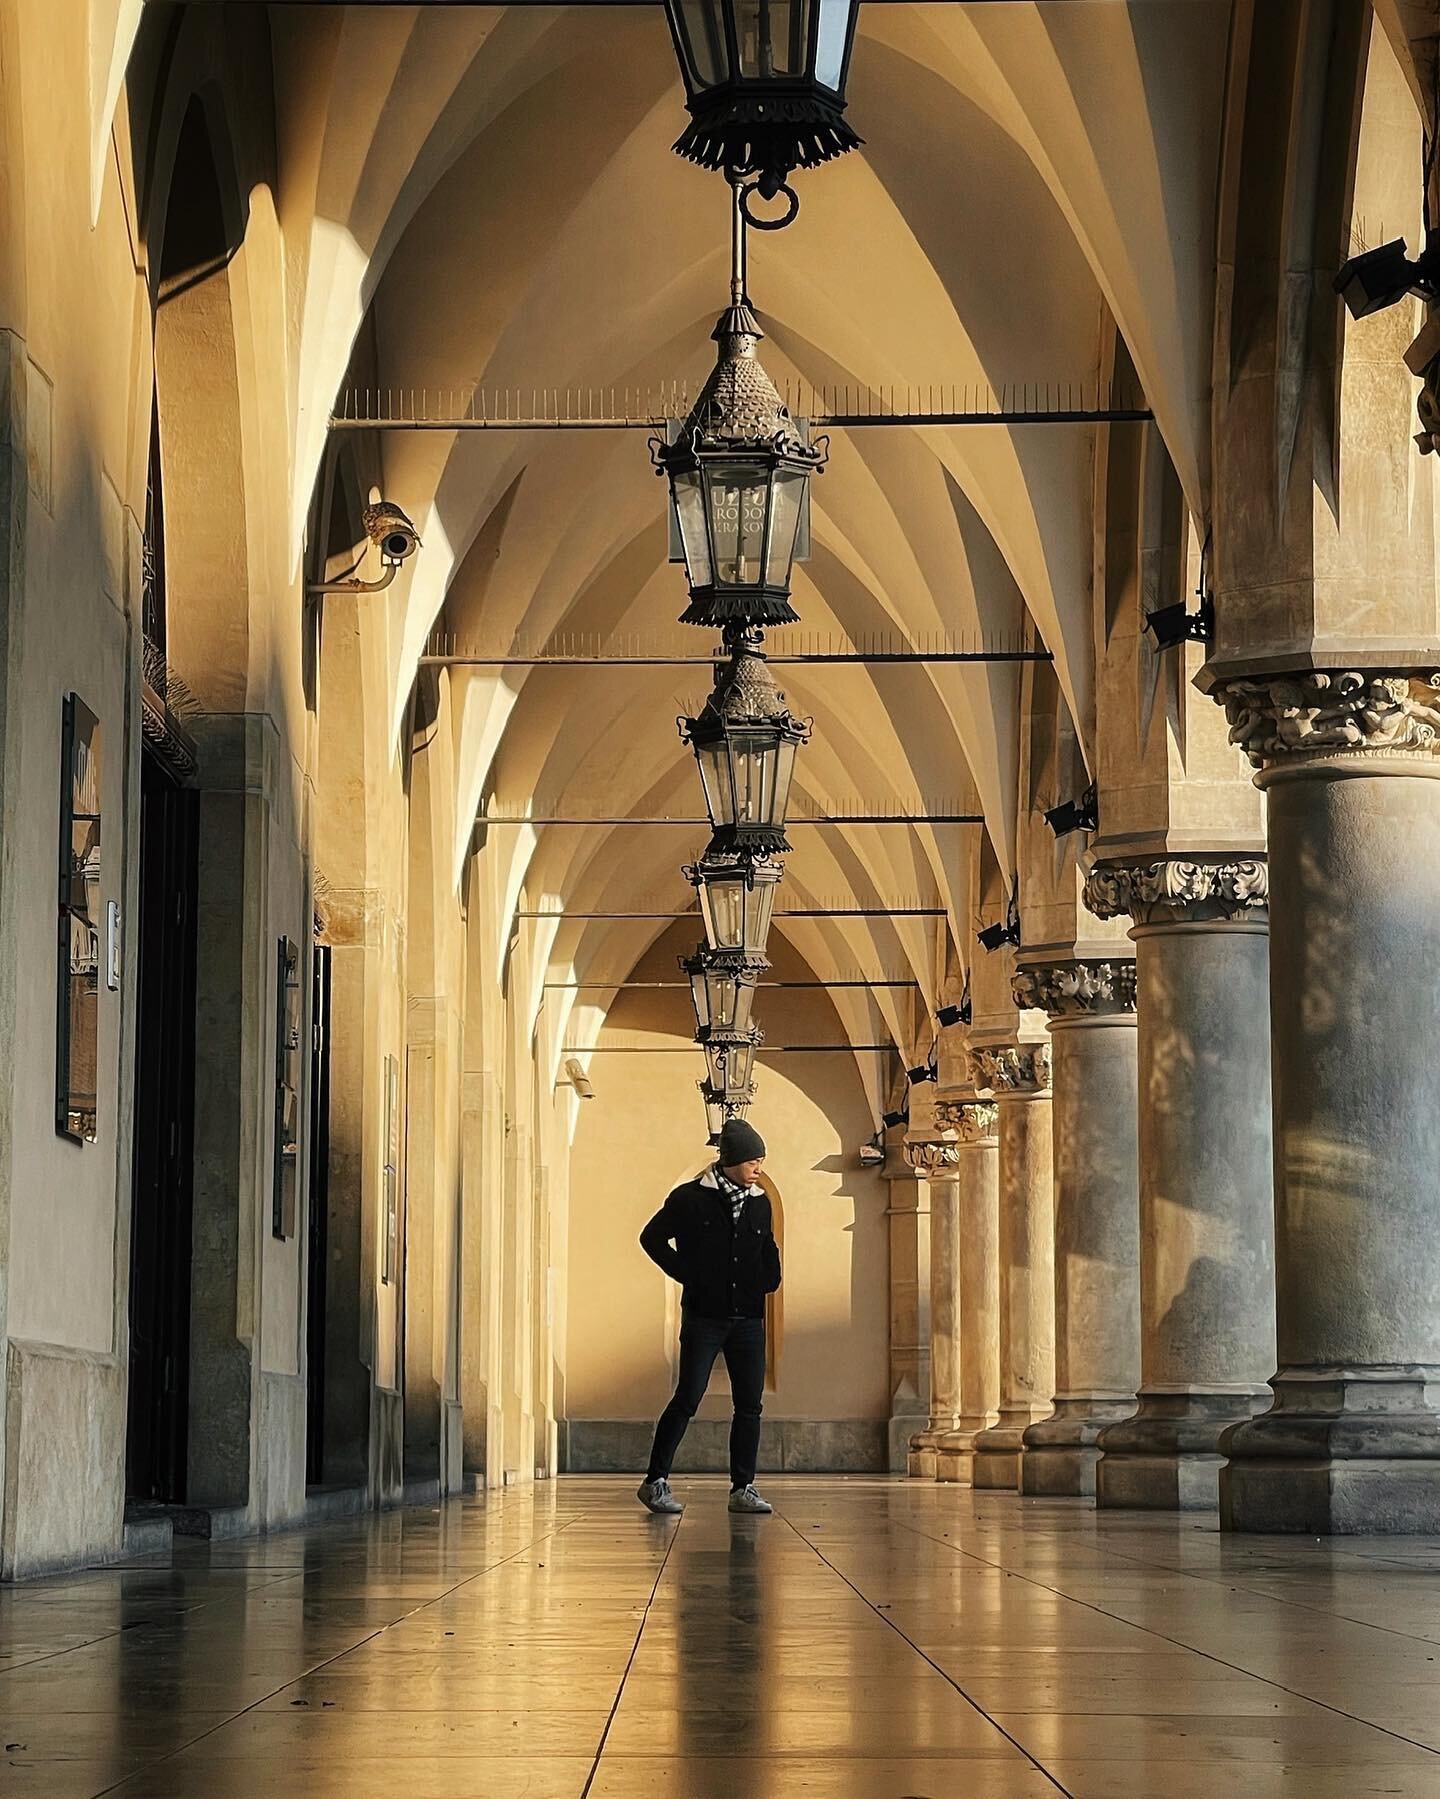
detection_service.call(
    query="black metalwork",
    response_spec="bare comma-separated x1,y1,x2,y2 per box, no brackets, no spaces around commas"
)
684,847,785,954
683,947,768,1036
663,0,862,195
680,627,811,850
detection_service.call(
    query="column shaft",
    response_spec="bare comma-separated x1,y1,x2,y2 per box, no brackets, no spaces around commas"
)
970,1046,1054,1490
1207,708,1440,1531
908,1171,960,1477
1086,860,1276,1510
937,1122,1000,1485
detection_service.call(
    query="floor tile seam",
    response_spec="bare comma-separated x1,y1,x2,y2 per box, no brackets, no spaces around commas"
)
889,1517,1440,1761
1041,1536,1440,1651
578,1515,684,1799
773,1510,1075,1796
85,1511,596,1796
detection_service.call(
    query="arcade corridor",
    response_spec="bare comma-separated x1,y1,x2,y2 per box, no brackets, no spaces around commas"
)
4,1478,1440,1798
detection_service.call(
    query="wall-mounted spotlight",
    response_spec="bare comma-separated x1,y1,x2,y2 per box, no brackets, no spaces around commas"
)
1143,595,1213,649
977,896,1020,954
882,1105,908,1130
308,497,421,596
564,1056,595,1100
1044,784,1099,838
906,1061,937,1086
1335,232,1440,320
858,1134,886,1168
936,976,972,1030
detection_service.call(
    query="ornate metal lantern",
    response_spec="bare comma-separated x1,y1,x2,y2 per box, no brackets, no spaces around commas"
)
685,848,783,955
702,1025,762,1095
681,631,810,851
654,301,825,627
662,0,863,191
699,1078,754,1143
682,947,766,1038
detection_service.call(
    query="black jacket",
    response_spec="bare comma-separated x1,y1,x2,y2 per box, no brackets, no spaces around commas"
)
640,1172,782,1321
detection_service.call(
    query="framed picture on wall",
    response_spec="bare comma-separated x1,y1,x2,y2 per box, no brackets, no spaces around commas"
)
56,694,102,1142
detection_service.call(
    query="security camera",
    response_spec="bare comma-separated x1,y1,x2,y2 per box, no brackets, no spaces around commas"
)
362,500,422,566
564,1056,595,1100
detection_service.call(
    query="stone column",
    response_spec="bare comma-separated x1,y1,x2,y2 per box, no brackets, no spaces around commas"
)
906,1145,962,1478
1205,673,1440,1532
885,1165,931,1473
1013,961,1141,1497
1083,860,1276,1510
935,1100,1001,1485
969,1045,1055,1489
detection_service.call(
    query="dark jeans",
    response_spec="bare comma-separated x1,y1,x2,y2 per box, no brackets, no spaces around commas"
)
646,1311,765,1490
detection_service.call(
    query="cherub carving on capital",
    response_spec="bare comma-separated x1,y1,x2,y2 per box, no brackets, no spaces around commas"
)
966,1042,1051,1097
1010,960,1137,1019
1219,670,1440,767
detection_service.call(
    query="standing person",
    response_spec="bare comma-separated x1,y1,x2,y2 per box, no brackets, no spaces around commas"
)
636,1118,781,1516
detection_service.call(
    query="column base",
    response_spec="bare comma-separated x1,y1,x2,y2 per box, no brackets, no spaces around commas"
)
973,1408,1049,1489
1020,1396,1136,1497
907,1434,938,1480
1096,1389,1269,1511
1220,1367,1440,1534
934,1421,990,1486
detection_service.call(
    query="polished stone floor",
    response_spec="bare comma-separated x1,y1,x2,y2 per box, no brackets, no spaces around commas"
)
5,1476,1440,1796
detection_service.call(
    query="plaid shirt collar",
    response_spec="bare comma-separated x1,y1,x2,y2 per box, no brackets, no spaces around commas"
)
710,1163,761,1222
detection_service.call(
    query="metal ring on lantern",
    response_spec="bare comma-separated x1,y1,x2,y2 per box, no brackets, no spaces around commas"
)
739,180,800,231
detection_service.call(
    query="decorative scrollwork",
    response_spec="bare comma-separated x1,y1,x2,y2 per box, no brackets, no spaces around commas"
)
934,1099,999,1144
904,1138,962,1177
1216,670,1440,768
1010,960,1137,1019
1084,858,1269,926
967,1042,1052,1097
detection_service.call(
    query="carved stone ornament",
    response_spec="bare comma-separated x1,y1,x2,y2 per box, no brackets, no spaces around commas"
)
1217,670,1440,768
966,1042,1052,1097
934,1098,999,1143
1084,858,1269,926
1010,959,1137,1020
904,1138,962,1177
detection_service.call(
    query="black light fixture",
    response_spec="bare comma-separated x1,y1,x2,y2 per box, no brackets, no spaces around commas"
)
936,995,971,1030
906,1060,937,1086
662,0,863,200
653,300,826,627
703,1025,763,1096
1144,595,1213,649
1044,784,1099,838
700,1078,754,1144
682,946,767,1037
977,895,1020,954
685,848,784,955
1335,232,1440,320
881,1104,908,1129
681,630,811,851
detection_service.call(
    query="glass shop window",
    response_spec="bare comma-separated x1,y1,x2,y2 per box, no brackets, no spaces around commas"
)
273,936,302,1238
57,694,102,1142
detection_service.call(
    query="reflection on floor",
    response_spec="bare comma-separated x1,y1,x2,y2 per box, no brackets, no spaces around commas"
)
4,1475,1440,1796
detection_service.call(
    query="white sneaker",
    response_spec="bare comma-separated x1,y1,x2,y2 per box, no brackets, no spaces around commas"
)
728,1484,773,1514
637,1477,683,1515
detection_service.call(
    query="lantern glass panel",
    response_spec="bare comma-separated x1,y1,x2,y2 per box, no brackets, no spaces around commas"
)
699,875,745,953
765,466,807,585
694,737,732,830
671,467,712,587
771,735,798,827
688,963,712,1032
744,874,777,955
677,0,726,87
735,0,809,78
814,0,853,89
704,462,770,587
714,970,756,1035
730,727,776,831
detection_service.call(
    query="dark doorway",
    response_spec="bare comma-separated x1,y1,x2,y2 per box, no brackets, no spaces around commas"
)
125,750,199,1503
306,940,333,1485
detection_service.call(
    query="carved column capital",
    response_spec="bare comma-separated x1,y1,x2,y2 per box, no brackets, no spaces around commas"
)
967,1042,1052,1097
1084,857,1269,926
1010,959,1137,1020
1215,669,1440,770
934,1098,999,1144
904,1138,962,1178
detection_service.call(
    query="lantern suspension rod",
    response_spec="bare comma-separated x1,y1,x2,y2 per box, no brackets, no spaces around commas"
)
420,649,1050,666
544,979,917,990
561,1044,898,1054
479,813,982,826
517,907,946,919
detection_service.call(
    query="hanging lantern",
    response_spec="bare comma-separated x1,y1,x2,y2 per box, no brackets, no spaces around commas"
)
682,947,767,1038
681,631,810,851
662,0,863,191
685,848,783,955
699,1078,754,1144
654,302,826,628
702,1025,762,1095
